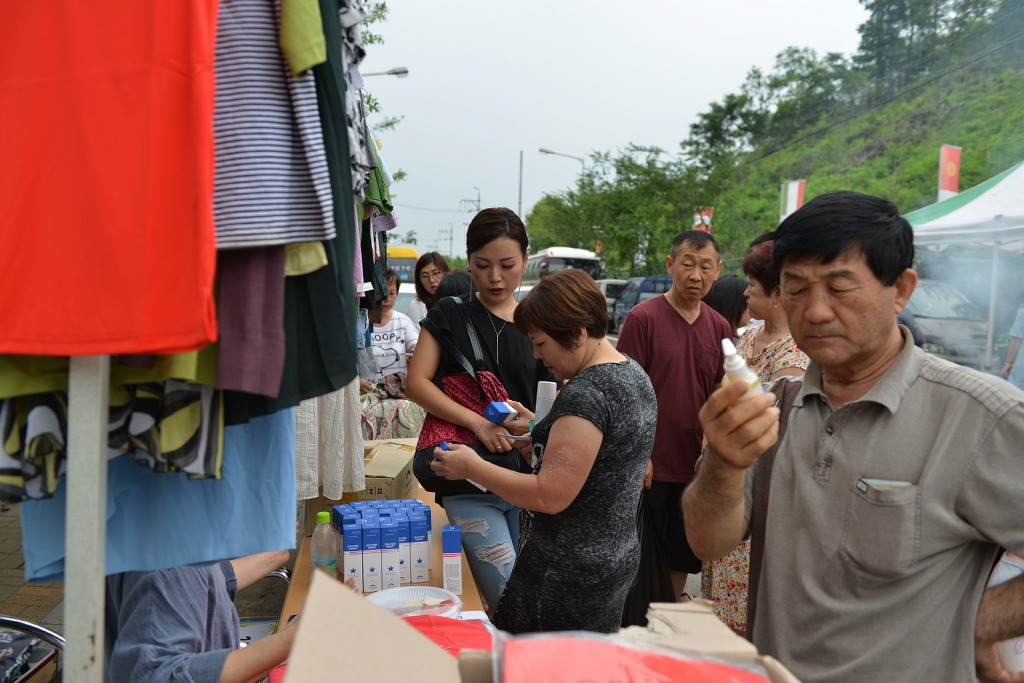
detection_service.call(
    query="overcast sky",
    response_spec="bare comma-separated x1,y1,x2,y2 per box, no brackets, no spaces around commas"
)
360,0,870,258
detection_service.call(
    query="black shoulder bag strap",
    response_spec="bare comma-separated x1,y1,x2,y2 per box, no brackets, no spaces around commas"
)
421,316,478,381
451,296,487,370
421,296,491,397
745,377,803,641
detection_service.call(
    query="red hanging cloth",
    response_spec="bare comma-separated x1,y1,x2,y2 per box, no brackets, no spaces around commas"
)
0,0,219,355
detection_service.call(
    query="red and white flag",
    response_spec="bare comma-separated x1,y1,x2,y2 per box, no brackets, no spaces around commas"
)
693,207,713,233
938,144,961,201
779,180,806,222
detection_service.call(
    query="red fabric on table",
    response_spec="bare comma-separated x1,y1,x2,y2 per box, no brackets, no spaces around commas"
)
267,662,287,683
402,616,493,658
0,0,218,355
503,637,770,683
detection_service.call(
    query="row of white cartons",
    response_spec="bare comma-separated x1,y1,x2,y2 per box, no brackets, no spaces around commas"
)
330,499,432,592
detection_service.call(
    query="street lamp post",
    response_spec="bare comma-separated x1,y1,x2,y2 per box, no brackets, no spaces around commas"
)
539,147,586,171
362,66,409,78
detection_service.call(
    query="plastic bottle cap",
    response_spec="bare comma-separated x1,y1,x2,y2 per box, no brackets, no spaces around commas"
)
317,511,330,524
721,338,738,357
536,381,557,401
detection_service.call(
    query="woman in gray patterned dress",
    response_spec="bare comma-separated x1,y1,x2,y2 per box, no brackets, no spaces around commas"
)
429,270,657,633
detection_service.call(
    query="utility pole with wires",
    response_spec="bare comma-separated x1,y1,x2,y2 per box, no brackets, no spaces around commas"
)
437,224,453,259
460,187,481,214
454,189,480,261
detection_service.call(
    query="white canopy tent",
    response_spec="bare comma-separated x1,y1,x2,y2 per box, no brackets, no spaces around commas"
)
905,160,1024,368
906,160,1024,246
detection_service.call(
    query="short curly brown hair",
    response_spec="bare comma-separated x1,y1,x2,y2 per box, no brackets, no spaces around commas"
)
513,270,607,349
741,241,779,292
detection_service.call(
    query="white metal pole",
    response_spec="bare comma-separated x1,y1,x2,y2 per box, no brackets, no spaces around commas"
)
986,245,999,370
65,354,110,681
518,150,523,217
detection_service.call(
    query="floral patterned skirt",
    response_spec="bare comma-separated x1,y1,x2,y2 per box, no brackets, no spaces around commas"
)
700,538,750,634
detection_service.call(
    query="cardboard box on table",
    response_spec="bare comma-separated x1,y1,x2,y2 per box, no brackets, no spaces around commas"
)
640,599,800,683
283,573,800,683
303,439,418,534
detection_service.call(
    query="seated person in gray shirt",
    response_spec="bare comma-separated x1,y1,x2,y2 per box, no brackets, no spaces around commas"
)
105,549,294,683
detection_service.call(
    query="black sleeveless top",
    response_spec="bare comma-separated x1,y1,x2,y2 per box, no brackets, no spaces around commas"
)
421,294,553,408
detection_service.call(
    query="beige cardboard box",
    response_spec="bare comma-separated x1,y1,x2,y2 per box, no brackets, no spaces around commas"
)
358,439,418,500
640,599,800,682
285,572,460,683
284,574,800,682
303,439,419,534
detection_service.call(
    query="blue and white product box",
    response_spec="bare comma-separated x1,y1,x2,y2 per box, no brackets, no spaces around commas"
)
368,500,388,510
442,525,463,595
330,505,352,534
380,520,401,589
341,521,362,593
413,504,432,569
484,401,519,423
360,519,382,593
349,500,371,511
391,512,411,584
408,514,429,583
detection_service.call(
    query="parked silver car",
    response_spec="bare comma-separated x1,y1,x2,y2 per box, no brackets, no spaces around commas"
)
906,278,992,369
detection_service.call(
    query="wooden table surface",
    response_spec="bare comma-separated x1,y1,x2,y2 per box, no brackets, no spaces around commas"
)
279,492,484,624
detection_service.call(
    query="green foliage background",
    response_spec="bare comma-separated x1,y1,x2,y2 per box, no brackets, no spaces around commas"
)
525,0,1024,273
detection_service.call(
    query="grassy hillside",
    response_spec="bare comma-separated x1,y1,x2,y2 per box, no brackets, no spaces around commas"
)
711,64,1024,258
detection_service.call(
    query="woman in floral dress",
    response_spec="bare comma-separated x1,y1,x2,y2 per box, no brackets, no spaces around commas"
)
701,240,808,636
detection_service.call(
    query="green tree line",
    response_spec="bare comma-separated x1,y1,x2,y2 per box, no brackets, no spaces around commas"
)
526,0,1024,275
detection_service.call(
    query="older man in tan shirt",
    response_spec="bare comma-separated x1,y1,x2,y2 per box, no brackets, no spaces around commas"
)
684,191,1024,683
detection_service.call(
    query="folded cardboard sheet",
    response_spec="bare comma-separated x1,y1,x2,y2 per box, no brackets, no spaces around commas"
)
284,575,801,682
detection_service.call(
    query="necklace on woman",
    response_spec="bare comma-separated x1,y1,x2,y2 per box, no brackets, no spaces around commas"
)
485,308,508,366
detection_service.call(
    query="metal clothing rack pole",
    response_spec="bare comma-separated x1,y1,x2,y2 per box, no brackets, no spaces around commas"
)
65,355,110,681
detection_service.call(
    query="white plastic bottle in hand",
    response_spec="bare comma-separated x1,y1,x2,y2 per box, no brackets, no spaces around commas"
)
534,381,557,423
311,511,337,578
721,338,764,401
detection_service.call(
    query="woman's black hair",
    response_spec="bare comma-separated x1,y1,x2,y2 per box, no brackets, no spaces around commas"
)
703,274,749,334
465,208,529,257
433,269,474,303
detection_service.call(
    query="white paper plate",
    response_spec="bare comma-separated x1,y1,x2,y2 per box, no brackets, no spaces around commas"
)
365,586,463,618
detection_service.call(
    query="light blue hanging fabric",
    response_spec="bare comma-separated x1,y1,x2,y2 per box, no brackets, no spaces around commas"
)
21,408,296,582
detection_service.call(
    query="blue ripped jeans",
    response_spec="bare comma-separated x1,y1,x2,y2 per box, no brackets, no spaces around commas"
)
441,493,519,613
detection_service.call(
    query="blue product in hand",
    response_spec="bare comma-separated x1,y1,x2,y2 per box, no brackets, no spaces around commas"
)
484,401,519,423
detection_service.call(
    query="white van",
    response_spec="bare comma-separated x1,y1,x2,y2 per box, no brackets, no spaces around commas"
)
595,279,627,331
522,247,604,285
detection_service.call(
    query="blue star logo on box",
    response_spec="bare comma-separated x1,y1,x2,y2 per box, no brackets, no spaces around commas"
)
388,566,395,572
349,568,356,574
369,567,376,573
416,558,423,564
400,559,406,565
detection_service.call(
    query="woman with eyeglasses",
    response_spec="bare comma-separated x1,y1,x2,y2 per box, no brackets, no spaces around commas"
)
407,252,450,326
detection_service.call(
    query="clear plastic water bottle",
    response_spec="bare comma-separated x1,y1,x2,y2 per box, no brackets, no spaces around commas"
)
311,511,337,578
